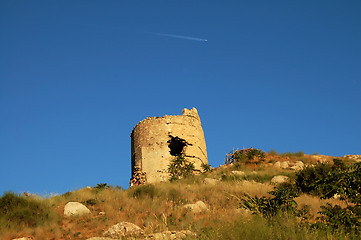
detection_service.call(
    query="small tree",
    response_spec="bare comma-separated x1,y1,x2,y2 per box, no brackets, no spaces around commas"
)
201,163,211,173
226,148,266,166
168,155,195,181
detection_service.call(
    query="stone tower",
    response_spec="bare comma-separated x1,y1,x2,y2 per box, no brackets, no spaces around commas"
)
130,107,208,185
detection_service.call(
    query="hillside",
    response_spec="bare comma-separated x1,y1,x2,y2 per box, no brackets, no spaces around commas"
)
1,151,360,240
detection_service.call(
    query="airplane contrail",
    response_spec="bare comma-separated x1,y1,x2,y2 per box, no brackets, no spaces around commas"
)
145,32,208,42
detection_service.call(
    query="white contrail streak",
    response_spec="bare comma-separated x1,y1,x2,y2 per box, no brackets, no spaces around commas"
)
145,32,208,42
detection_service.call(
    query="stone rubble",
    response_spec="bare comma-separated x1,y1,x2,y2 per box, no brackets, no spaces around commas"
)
103,222,144,238
290,161,304,170
344,154,361,162
183,200,209,213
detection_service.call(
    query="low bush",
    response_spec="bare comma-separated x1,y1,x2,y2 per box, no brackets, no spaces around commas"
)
316,203,361,234
201,163,211,173
289,162,361,235
281,151,305,158
129,184,157,199
296,162,361,202
94,183,109,190
226,148,266,166
295,163,333,195
241,182,299,219
168,155,195,181
267,149,278,156
0,192,57,230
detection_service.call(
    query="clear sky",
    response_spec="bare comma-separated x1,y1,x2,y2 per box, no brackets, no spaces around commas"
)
1,0,360,195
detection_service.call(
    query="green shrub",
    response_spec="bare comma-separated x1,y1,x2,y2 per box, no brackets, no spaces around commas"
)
296,162,361,202
295,163,333,195
201,163,211,173
83,198,97,206
168,155,195,181
296,162,361,235
0,192,56,230
226,148,266,166
94,183,109,191
241,182,299,219
316,203,361,234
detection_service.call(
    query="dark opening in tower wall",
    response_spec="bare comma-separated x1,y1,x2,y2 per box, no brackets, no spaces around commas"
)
167,136,187,156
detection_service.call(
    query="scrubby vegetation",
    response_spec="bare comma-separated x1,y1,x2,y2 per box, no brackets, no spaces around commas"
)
168,155,195,181
0,192,57,231
241,158,361,238
1,149,360,239
226,148,266,166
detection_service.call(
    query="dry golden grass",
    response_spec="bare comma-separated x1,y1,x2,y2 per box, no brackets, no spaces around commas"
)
295,194,348,221
1,159,356,240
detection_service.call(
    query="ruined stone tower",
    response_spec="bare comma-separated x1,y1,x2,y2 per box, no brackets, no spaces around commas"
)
130,107,208,185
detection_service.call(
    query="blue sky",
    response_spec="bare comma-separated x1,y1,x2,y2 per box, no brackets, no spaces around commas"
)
1,0,360,195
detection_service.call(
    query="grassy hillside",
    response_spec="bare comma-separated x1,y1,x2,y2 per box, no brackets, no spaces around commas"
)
1,151,360,240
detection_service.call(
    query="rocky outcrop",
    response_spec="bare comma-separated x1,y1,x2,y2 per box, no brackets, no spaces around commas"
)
344,155,361,162
103,222,144,238
184,200,209,213
274,161,289,169
64,202,91,217
271,175,290,185
312,154,332,163
290,161,304,170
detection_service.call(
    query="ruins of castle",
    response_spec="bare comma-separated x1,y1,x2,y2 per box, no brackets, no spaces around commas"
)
130,107,208,185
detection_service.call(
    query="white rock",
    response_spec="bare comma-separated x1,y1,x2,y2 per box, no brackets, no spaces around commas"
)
271,175,290,185
280,161,289,169
64,202,91,217
203,178,219,185
12,238,32,240
103,222,143,238
290,166,300,171
274,161,281,168
295,161,304,167
184,200,209,213
231,171,245,175
290,161,304,171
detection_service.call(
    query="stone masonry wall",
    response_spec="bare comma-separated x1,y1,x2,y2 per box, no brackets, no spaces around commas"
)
130,108,208,185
